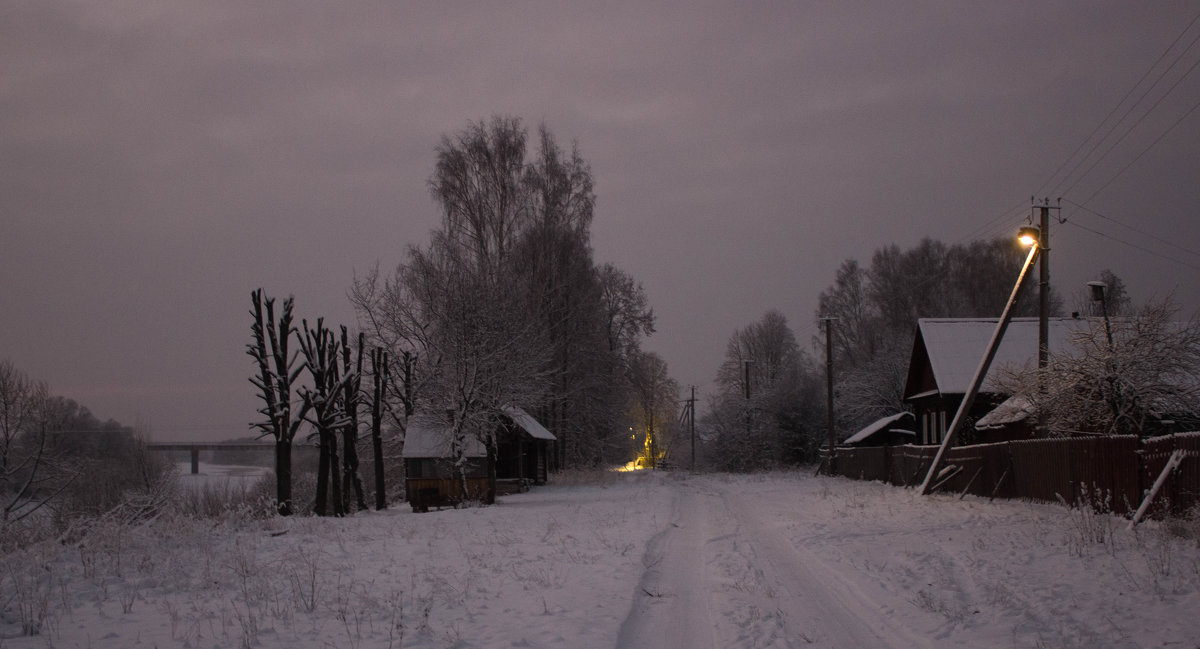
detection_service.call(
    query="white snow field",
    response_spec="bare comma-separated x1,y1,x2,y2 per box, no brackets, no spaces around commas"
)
2,470,1197,648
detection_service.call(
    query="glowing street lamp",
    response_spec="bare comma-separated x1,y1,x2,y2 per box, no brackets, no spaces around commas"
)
1018,226,1040,247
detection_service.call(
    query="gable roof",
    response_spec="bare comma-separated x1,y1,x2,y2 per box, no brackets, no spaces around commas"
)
401,407,555,459
903,317,1089,400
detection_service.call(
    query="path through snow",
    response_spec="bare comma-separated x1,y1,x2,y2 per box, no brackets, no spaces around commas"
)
618,477,926,649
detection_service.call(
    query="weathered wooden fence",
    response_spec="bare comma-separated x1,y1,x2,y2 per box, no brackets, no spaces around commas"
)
830,432,1200,517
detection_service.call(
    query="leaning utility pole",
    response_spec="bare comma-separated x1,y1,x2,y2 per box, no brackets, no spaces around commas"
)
921,237,1041,495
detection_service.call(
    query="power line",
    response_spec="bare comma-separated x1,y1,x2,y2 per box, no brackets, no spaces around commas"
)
1077,94,1200,205
1059,41,1200,198
1062,198,1200,262
1049,10,1200,197
1062,218,1200,273
1035,9,1200,197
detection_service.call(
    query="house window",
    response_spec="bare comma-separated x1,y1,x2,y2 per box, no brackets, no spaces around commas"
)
939,410,947,439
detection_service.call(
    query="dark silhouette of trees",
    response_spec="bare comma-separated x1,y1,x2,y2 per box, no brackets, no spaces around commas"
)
351,116,657,474
703,311,824,470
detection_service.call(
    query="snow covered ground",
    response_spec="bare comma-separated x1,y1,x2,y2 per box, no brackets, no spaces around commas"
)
1,470,1197,648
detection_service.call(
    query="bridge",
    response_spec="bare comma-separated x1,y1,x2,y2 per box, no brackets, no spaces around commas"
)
145,442,276,474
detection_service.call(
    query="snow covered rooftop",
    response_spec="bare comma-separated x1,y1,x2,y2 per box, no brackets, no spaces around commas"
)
909,317,1090,397
975,394,1035,429
502,405,557,441
401,407,554,458
401,415,486,458
843,412,916,444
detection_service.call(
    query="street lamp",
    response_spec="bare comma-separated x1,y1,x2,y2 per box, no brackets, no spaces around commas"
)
920,225,1042,495
1018,226,1040,247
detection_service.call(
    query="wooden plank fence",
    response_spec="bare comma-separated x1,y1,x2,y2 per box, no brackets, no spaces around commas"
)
830,432,1200,517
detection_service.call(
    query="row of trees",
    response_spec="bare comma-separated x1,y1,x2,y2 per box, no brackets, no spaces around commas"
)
248,290,390,516
349,116,661,477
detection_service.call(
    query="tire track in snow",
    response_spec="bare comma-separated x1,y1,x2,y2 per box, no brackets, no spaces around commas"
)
618,477,929,649
616,480,719,649
721,490,928,649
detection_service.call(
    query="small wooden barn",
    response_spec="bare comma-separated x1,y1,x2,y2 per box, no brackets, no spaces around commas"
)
402,407,557,512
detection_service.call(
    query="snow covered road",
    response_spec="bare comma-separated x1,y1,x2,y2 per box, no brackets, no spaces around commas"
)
3,470,1198,648
618,478,925,649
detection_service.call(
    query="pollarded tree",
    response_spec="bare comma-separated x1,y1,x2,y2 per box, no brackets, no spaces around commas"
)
298,318,350,517
248,290,310,516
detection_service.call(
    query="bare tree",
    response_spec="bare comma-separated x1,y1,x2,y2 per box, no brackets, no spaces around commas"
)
298,319,348,517
337,328,367,512
368,347,389,510
247,290,310,516
996,299,1200,436
0,360,71,524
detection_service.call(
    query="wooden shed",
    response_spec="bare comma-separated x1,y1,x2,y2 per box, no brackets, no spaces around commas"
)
402,407,557,512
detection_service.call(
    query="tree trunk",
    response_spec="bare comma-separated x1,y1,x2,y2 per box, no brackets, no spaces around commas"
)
275,440,292,516
314,433,329,516
328,428,344,516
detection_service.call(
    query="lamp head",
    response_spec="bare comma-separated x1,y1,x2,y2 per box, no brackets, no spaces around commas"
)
1018,226,1040,247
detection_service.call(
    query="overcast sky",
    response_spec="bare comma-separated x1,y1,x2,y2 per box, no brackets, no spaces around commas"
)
3,2,1199,441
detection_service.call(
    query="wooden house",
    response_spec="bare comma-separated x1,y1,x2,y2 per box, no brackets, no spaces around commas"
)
902,317,1085,445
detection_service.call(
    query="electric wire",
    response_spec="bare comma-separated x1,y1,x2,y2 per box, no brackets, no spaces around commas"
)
1076,94,1200,206
1059,42,1200,198
1062,219,1200,273
1051,13,1200,197
1063,198,1200,262
1034,8,1200,198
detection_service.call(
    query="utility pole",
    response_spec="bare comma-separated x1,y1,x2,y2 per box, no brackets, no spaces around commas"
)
1035,198,1060,436
820,317,837,474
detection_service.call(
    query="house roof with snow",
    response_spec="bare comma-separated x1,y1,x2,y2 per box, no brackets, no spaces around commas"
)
401,407,555,459
502,406,556,441
903,317,1091,401
843,412,916,445
401,415,487,459
974,394,1035,429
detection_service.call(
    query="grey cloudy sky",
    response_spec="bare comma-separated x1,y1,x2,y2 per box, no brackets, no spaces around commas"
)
3,2,1199,441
